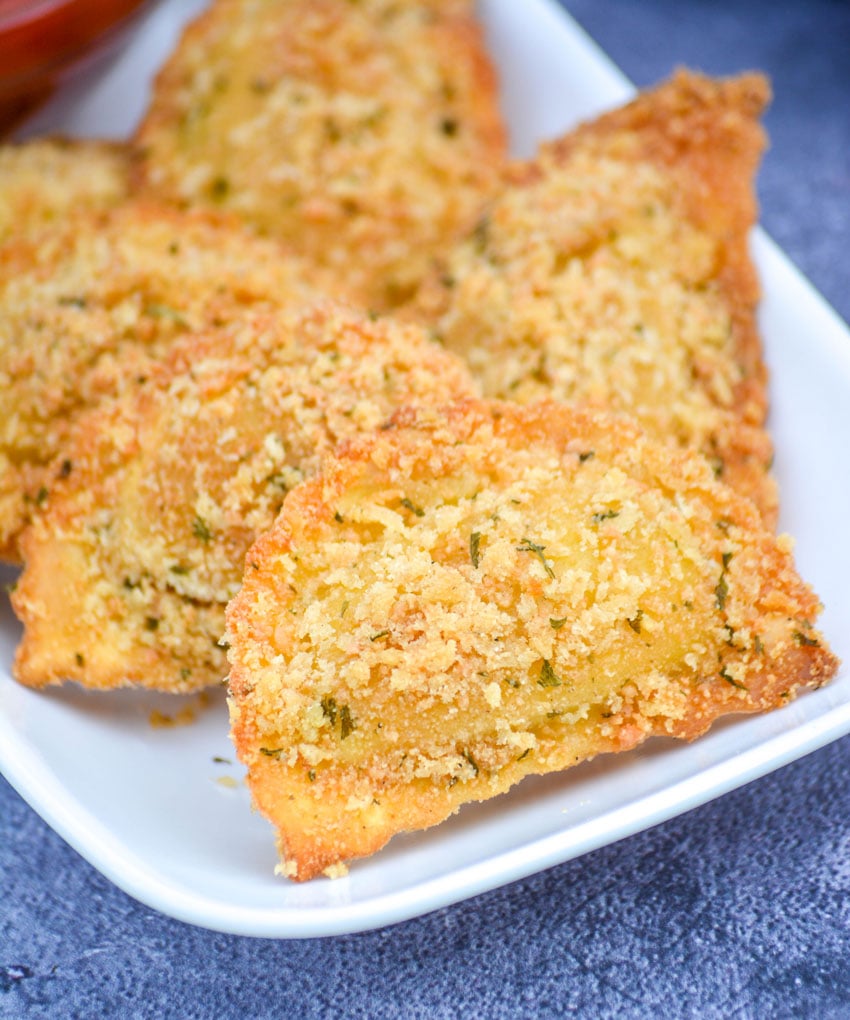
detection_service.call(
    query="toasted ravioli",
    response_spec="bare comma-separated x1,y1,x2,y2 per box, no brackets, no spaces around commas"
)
225,401,837,880
134,0,506,310
0,138,128,243
12,303,477,693
414,71,776,521
0,202,315,560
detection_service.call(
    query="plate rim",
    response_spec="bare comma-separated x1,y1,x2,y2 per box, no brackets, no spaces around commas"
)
1,0,848,938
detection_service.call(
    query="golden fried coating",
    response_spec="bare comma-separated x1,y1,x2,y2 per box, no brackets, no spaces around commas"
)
0,201,316,560
134,0,506,311
12,303,477,693
226,400,837,880
0,138,128,243
413,71,777,521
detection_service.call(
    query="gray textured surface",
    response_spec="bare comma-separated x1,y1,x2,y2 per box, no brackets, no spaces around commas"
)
2,1,849,1016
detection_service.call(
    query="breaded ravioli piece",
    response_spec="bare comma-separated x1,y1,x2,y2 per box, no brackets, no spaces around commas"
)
134,0,505,311
413,71,777,522
12,303,477,693
0,201,315,560
225,401,837,880
0,138,128,243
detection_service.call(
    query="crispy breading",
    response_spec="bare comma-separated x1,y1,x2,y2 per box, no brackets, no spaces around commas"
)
0,138,128,243
0,201,316,560
134,0,506,311
225,400,837,881
412,71,777,522
12,303,478,693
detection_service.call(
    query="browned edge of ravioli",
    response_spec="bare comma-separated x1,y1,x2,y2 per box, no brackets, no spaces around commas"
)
541,69,771,421
226,400,837,880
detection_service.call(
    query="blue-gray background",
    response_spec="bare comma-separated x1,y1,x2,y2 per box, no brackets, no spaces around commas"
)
2,1,849,1016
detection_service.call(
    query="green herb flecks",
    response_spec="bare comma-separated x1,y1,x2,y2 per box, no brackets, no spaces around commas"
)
461,750,479,777
719,666,748,691
370,630,389,642
210,175,230,200
471,215,489,254
260,747,284,759
400,498,425,517
550,618,567,630
470,531,482,569
192,516,213,543
592,509,619,524
516,537,555,578
339,705,355,741
715,551,733,611
145,303,188,327
538,659,562,688
793,630,820,647
626,609,643,634
321,696,356,740
321,697,338,725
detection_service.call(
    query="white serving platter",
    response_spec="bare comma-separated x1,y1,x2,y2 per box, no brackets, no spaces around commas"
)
1,0,848,938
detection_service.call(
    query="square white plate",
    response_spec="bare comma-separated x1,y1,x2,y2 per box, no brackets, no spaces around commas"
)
1,0,849,938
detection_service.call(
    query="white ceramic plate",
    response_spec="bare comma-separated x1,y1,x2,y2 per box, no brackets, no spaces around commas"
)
1,0,849,939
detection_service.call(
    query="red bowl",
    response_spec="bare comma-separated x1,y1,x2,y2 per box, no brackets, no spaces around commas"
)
0,0,153,133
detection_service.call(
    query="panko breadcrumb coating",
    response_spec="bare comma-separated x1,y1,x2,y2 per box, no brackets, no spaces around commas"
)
0,138,128,243
134,0,506,311
0,201,316,560
226,401,837,881
12,303,477,693
413,71,777,522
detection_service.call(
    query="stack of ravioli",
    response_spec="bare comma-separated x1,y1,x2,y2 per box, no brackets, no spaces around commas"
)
0,0,838,881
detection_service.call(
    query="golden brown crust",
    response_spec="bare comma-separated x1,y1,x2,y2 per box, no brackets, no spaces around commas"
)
543,69,770,413
134,0,506,311
0,137,128,244
226,400,837,880
12,303,477,693
411,70,776,522
0,201,316,560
